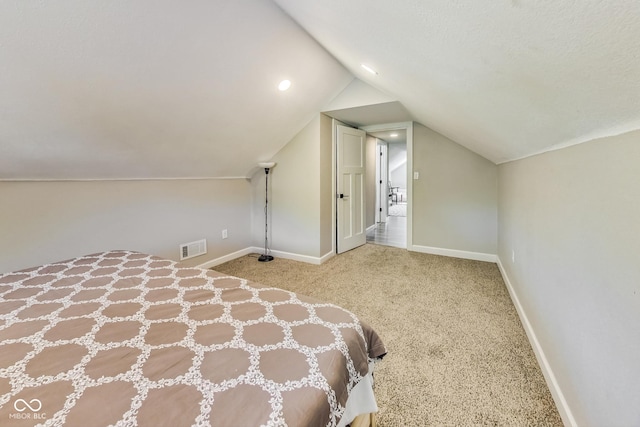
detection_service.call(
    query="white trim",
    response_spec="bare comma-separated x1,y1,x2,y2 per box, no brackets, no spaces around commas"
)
361,121,413,248
331,118,340,256
366,224,377,233
319,250,336,264
496,257,577,427
264,247,329,265
197,247,255,269
261,247,334,265
361,121,413,133
410,244,497,263
199,246,335,271
406,123,413,249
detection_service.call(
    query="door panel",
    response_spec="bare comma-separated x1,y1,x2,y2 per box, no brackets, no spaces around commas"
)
376,142,389,223
342,133,364,167
337,125,366,254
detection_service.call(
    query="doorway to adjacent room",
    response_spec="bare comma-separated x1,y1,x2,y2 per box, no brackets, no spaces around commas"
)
365,127,407,249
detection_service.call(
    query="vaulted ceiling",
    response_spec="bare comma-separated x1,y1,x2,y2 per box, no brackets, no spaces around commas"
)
2,0,638,180
275,0,640,163
0,1,351,179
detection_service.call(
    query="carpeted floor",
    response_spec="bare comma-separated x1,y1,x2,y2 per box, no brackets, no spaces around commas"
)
213,244,563,426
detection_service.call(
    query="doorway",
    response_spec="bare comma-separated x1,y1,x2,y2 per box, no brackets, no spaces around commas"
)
365,127,408,249
331,120,413,255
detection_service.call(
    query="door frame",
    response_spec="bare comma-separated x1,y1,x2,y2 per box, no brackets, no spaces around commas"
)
361,122,413,249
331,120,413,254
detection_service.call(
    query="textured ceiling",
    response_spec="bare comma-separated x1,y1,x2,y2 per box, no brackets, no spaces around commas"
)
275,0,640,163
2,1,639,180
0,0,352,179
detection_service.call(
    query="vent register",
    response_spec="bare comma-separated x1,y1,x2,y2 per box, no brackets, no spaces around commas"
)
179,239,207,260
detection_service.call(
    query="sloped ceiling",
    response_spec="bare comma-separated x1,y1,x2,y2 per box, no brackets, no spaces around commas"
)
0,0,352,179
2,1,639,180
275,0,640,163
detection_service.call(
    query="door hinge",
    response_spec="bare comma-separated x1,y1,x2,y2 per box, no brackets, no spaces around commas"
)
379,208,382,212
379,180,382,184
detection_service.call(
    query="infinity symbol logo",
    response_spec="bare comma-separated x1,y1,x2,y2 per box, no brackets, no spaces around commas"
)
13,399,42,412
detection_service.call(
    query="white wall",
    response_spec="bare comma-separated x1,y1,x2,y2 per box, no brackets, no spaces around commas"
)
412,123,498,257
389,142,407,189
0,179,253,273
498,130,640,426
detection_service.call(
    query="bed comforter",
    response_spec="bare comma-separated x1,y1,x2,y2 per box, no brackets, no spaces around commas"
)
0,251,385,426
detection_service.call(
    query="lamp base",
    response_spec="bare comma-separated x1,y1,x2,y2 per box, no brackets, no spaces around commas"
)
258,254,274,262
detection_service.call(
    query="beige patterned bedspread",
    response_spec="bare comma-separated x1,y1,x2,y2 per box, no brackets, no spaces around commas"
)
0,251,385,427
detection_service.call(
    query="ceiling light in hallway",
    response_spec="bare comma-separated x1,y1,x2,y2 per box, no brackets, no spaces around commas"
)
278,79,291,91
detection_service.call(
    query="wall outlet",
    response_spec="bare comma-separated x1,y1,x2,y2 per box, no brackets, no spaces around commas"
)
511,250,515,263
413,171,420,180
222,229,228,239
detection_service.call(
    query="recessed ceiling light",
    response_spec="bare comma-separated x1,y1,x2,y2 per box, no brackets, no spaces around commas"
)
390,133,398,137
361,64,378,75
278,80,291,91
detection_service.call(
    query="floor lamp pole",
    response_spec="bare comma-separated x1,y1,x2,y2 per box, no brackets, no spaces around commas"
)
258,162,275,262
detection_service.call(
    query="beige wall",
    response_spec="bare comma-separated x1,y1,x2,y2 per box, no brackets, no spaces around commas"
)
498,130,640,426
412,123,498,255
0,179,253,273
252,118,499,261
252,115,323,258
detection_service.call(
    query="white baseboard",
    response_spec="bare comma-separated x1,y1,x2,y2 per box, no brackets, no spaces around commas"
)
366,224,377,233
319,250,336,264
257,247,332,265
410,244,497,263
497,258,577,427
197,247,255,269
199,246,336,269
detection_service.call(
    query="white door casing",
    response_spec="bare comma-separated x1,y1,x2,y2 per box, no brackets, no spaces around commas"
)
361,122,413,250
336,125,366,254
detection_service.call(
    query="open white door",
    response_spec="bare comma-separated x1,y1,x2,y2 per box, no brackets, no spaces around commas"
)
337,125,366,254
375,141,389,223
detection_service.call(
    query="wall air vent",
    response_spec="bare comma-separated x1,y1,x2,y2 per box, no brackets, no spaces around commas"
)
179,239,207,261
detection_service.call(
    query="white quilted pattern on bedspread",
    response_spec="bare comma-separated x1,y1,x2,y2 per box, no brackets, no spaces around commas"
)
0,251,382,427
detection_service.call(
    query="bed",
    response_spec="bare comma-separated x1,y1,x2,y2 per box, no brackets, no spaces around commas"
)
0,250,385,426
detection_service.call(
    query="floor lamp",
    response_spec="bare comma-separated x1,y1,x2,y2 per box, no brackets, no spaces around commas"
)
257,162,276,262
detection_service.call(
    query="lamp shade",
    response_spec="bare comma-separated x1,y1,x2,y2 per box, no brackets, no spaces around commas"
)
258,162,276,169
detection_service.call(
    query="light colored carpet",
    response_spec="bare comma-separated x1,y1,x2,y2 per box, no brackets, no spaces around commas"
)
213,244,563,426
